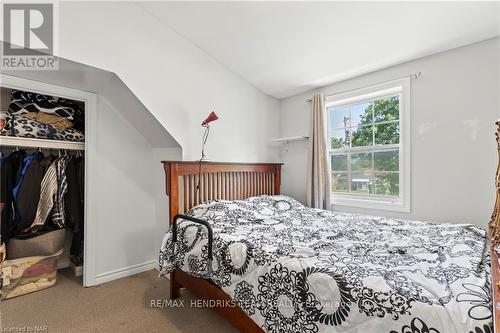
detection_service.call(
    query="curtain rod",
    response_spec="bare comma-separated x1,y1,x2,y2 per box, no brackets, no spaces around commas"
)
305,72,422,103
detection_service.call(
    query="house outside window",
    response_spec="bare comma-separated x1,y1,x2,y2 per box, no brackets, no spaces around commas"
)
326,78,411,212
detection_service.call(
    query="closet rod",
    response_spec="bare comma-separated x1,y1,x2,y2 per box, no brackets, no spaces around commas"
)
0,136,85,151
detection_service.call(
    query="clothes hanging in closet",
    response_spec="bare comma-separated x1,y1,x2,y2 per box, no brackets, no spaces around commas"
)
66,156,84,262
65,156,83,228
31,157,58,231
0,150,25,243
15,152,53,233
11,152,37,231
0,150,84,249
31,155,70,230
52,156,70,227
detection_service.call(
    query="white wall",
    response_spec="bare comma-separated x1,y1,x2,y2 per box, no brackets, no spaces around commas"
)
58,1,280,163
90,99,181,282
152,147,183,241
92,96,156,276
280,37,500,227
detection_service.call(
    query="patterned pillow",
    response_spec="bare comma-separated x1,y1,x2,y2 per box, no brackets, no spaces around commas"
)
0,115,85,142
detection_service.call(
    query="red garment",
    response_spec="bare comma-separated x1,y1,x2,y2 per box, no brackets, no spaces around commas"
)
22,258,57,278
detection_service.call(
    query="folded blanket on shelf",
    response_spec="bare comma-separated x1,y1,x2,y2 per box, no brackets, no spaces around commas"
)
26,112,73,131
0,115,85,142
9,89,85,132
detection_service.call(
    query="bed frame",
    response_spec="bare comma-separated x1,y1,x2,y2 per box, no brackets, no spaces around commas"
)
162,161,282,333
164,131,500,333
490,120,500,333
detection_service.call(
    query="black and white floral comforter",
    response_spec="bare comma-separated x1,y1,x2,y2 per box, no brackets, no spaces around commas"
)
159,195,492,333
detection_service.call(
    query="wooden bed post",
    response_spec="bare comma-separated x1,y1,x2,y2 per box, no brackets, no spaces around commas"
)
489,120,500,333
165,162,179,224
164,162,182,299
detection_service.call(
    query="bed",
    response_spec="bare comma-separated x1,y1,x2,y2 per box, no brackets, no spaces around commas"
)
159,160,494,333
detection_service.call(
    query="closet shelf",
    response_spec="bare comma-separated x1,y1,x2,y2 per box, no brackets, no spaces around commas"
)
0,136,84,150
272,136,309,152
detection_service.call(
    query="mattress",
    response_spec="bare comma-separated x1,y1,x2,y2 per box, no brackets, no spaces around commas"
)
159,195,492,333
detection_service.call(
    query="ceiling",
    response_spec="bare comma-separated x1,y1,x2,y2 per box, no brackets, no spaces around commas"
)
139,1,500,99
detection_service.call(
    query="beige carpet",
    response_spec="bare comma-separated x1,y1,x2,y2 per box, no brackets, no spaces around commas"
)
1,269,237,333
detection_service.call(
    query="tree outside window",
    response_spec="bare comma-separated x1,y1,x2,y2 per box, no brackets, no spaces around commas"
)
329,96,400,197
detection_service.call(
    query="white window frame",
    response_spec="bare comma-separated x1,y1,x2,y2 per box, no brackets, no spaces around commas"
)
326,78,411,212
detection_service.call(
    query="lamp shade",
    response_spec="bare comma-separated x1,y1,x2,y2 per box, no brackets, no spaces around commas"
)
202,111,219,126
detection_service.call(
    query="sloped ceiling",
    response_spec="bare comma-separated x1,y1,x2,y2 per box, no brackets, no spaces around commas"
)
139,1,500,99
1,45,180,149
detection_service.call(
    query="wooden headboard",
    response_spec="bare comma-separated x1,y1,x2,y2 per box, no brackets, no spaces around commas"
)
162,161,283,224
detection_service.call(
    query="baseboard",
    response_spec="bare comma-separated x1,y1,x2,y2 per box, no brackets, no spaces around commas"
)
91,260,157,285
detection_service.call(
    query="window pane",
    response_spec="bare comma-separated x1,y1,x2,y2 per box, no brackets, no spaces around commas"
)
332,173,348,193
351,126,373,147
374,150,399,171
350,102,372,128
351,172,373,195
329,106,350,129
374,122,399,145
331,154,348,171
351,152,372,172
374,173,399,196
330,128,349,149
373,96,399,123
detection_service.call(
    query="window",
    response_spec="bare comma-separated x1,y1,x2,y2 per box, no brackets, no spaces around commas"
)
327,78,410,212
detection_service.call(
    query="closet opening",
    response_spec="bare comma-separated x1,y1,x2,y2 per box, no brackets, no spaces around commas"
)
0,79,92,298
